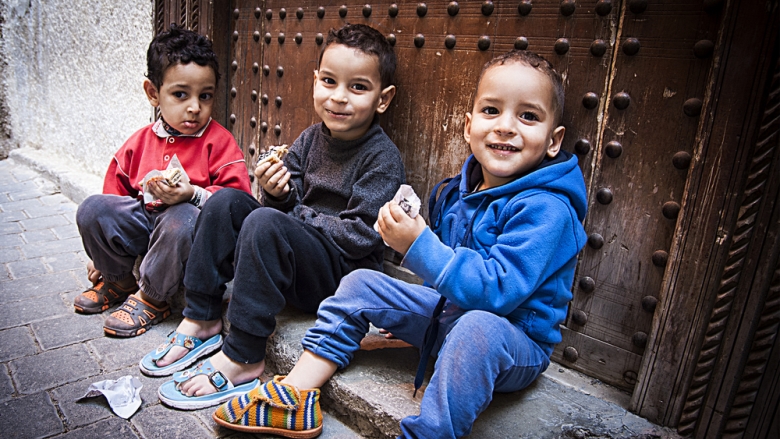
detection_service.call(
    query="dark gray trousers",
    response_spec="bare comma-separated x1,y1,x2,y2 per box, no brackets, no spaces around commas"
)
76,194,198,302
182,188,353,363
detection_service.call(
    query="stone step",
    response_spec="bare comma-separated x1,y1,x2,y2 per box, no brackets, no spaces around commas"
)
265,308,681,439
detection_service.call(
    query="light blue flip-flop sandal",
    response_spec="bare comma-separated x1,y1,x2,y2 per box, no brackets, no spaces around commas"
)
139,332,223,377
157,358,260,410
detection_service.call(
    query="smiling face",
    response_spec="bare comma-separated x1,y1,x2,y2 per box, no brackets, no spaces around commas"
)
144,62,216,135
313,44,396,141
464,62,565,190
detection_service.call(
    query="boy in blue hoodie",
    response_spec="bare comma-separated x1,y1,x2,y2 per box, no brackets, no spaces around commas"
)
211,50,588,439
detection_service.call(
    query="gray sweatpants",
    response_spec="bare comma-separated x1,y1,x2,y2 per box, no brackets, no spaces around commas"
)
76,194,199,302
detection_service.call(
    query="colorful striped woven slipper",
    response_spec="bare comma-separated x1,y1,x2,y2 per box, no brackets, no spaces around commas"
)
157,358,260,410
212,375,322,438
139,332,223,377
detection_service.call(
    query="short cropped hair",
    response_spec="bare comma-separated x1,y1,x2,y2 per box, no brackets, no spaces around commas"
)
319,24,397,89
146,24,220,88
476,50,565,126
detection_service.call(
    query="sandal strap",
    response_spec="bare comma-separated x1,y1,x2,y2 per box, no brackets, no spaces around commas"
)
150,332,204,363
111,294,169,327
173,358,235,393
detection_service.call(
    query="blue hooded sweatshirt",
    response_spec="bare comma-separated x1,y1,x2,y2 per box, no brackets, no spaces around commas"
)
402,150,588,355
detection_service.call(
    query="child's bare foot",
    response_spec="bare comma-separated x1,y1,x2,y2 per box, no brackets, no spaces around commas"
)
155,318,222,367
178,351,264,397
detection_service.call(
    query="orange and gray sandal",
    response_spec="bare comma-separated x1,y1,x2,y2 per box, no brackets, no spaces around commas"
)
74,280,139,314
103,294,171,337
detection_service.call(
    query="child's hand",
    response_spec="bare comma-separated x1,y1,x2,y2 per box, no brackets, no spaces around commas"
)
376,202,427,255
255,160,291,198
147,178,195,205
86,260,101,285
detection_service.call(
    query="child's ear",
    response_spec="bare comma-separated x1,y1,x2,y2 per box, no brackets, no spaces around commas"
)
143,79,160,107
547,126,565,157
312,70,319,95
463,112,473,144
375,85,397,114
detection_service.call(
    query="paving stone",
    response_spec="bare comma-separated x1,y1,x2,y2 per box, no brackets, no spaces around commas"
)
21,237,85,258
52,223,80,240
0,246,22,263
0,271,83,303
9,344,101,394
0,210,27,222
52,417,140,439
24,202,78,220
0,326,38,362
43,252,85,273
88,315,182,372
53,367,165,430
0,177,38,193
0,234,24,249
0,193,10,203
0,221,23,235
8,188,48,202
133,403,214,439
6,258,49,279
32,313,104,350
0,366,14,402
10,167,40,181
39,193,70,206
63,211,77,223
0,392,64,438
21,228,58,244
0,293,72,329
19,214,70,231
0,195,41,212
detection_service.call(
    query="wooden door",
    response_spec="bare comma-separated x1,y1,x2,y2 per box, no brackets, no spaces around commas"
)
156,1,780,436
221,0,720,395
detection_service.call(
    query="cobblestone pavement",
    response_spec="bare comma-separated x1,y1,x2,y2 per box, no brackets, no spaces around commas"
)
0,158,361,439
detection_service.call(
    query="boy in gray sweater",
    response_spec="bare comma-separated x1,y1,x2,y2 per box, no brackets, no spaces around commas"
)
139,24,406,410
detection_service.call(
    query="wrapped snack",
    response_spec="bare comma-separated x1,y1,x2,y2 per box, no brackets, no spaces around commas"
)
393,184,421,219
257,144,289,166
374,185,422,243
139,155,190,204
147,167,182,186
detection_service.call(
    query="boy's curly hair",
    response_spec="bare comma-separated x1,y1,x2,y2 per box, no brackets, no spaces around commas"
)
146,24,220,88
319,24,397,89
477,50,565,126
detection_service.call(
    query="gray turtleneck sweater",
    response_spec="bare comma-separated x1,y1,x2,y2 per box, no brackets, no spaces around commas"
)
262,122,406,269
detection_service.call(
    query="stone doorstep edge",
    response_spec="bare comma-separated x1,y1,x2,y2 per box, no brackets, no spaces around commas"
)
8,147,103,205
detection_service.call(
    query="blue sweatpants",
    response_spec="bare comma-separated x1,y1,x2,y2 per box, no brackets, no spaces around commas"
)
302,269,551,439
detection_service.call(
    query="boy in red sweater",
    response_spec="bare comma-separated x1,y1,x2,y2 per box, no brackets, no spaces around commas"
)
74,25,252,337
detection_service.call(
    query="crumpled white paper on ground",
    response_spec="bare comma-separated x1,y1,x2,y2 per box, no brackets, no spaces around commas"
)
78,375,143,419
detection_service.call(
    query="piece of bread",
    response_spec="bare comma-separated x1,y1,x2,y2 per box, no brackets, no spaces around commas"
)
148,168,182,186
257,144,289,166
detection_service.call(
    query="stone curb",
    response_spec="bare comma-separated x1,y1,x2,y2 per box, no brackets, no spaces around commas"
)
8,147,102,204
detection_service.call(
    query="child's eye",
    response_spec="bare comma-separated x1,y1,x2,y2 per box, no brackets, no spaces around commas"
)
173,91,186,99
200,93,213,101
351,84,368,91
322,77,336,85
481,106,499,115
520,112,539,121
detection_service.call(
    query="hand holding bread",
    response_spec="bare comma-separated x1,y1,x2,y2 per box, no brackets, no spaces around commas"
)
255,144,291,198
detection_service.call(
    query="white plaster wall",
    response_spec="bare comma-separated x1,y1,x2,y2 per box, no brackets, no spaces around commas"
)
1,0,153,176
